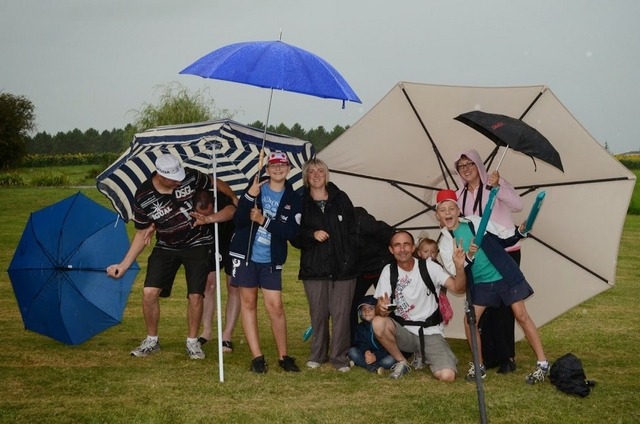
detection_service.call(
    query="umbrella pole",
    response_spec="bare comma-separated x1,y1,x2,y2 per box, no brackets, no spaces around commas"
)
210,143,225,382
245,88,274,265
465,291,488,424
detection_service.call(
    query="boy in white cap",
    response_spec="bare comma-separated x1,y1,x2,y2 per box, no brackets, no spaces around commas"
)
434,189,550,384
229,151,303,373
108,153,235,360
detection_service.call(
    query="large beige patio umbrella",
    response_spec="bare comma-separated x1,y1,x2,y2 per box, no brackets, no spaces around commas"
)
319,82,636,340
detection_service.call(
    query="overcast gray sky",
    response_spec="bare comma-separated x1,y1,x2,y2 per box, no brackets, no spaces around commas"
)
2,0,639,153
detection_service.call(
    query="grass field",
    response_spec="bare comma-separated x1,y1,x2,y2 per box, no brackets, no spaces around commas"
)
1,186,639,424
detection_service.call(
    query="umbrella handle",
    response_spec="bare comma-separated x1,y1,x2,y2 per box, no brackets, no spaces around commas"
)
485,147,509,190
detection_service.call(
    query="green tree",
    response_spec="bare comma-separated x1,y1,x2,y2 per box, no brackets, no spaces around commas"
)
0,92,36,169
125,82,237,146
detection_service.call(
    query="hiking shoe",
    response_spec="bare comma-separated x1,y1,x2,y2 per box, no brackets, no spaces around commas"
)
389,360,411,379
279,356,300,372
186,340,205,359
525,362,549,385
251,355,268,374
465,362,486,382
130,337,161,357
306,361,322,369
411,353,425,370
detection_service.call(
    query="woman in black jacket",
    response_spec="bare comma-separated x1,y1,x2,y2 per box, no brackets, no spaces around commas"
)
297,158,359,372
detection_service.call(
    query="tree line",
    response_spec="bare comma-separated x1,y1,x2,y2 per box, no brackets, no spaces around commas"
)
24,121,346,157
1,83,347,170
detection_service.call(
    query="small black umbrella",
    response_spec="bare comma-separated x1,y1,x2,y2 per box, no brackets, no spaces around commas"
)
454,110,564,172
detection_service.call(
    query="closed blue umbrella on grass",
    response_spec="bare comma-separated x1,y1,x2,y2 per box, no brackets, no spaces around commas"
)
8,192,138,345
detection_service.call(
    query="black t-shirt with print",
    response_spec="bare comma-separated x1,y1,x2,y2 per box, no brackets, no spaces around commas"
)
133,168,213,249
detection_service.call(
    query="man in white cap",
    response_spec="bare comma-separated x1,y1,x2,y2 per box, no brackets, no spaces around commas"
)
107,153,235,360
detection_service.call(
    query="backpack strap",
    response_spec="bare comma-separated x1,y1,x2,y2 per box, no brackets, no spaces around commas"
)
388,259,443,364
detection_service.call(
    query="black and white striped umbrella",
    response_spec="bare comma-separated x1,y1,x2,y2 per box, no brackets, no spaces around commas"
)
96,119,314,221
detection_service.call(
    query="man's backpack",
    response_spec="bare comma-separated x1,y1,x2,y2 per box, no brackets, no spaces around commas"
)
389,259,443,328
549,353,596,397
389,259,443,364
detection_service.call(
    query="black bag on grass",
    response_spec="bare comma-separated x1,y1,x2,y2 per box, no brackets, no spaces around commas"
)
549,353,596,397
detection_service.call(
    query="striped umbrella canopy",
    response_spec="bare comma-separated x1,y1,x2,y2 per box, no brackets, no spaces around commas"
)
96,119,314,221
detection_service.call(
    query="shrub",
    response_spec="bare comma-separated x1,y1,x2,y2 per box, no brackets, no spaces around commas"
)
616,155,640,170
0,173,26,187
30,173,70,187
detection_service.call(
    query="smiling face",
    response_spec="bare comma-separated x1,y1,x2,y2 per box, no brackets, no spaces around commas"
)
389,231,416,267
359,304,376,322
305,164,327,189
435,200,461,231
265,162,290,183
456,155,480,187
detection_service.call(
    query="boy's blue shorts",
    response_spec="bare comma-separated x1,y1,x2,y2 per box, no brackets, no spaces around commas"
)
231,260,282,291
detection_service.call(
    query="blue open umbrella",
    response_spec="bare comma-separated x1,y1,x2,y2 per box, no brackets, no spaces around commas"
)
8,192,138,345
180,39,361,164
180,39,361,106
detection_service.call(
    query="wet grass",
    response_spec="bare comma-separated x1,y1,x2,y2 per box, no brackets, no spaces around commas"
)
1,186,639,423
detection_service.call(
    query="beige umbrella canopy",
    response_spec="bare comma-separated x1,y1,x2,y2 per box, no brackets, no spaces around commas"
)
319,82,636,340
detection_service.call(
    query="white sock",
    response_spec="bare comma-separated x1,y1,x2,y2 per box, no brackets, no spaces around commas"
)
147,335,158,342
187,337,198,344
537,360,549,368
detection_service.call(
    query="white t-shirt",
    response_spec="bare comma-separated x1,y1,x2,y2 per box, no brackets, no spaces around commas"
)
374,258,451,336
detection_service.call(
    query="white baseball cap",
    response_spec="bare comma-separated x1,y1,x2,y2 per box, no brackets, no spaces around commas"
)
155,154,185,182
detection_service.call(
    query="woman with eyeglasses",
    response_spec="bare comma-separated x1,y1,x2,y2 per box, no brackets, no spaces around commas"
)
454,149,523,376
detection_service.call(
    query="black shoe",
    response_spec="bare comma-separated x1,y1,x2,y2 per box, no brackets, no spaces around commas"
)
278,355,301,372
250,355,267,374
197,337,208,346
497,358,517,374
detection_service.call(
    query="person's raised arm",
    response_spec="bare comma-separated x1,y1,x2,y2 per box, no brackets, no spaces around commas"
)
215,178,238,206
445,238,467,294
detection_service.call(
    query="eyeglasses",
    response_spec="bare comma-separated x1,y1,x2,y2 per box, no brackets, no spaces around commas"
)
268,163,288,169
457,162,476,171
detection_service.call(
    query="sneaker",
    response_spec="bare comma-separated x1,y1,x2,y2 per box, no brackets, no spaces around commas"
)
279,356,300,372
186,340,205,359
251,355,268,374
411,353,425,370
525,362,549,385
130,337,161,357
389,360,411,379
465,362,486,382
306,361,322,369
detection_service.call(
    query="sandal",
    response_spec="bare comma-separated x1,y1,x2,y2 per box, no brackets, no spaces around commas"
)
222,340,233,353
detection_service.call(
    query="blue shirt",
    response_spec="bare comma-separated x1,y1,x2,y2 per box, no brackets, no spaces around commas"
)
251,184,284,263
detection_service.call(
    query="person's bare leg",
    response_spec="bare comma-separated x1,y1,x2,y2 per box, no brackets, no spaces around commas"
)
262,288,287,359
142,287,162,336
199,271,216,341
511,301,546,361
239,286,262,358
187,293,204,339
372,316,404,362
222,274,240,349
463,305,486,364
